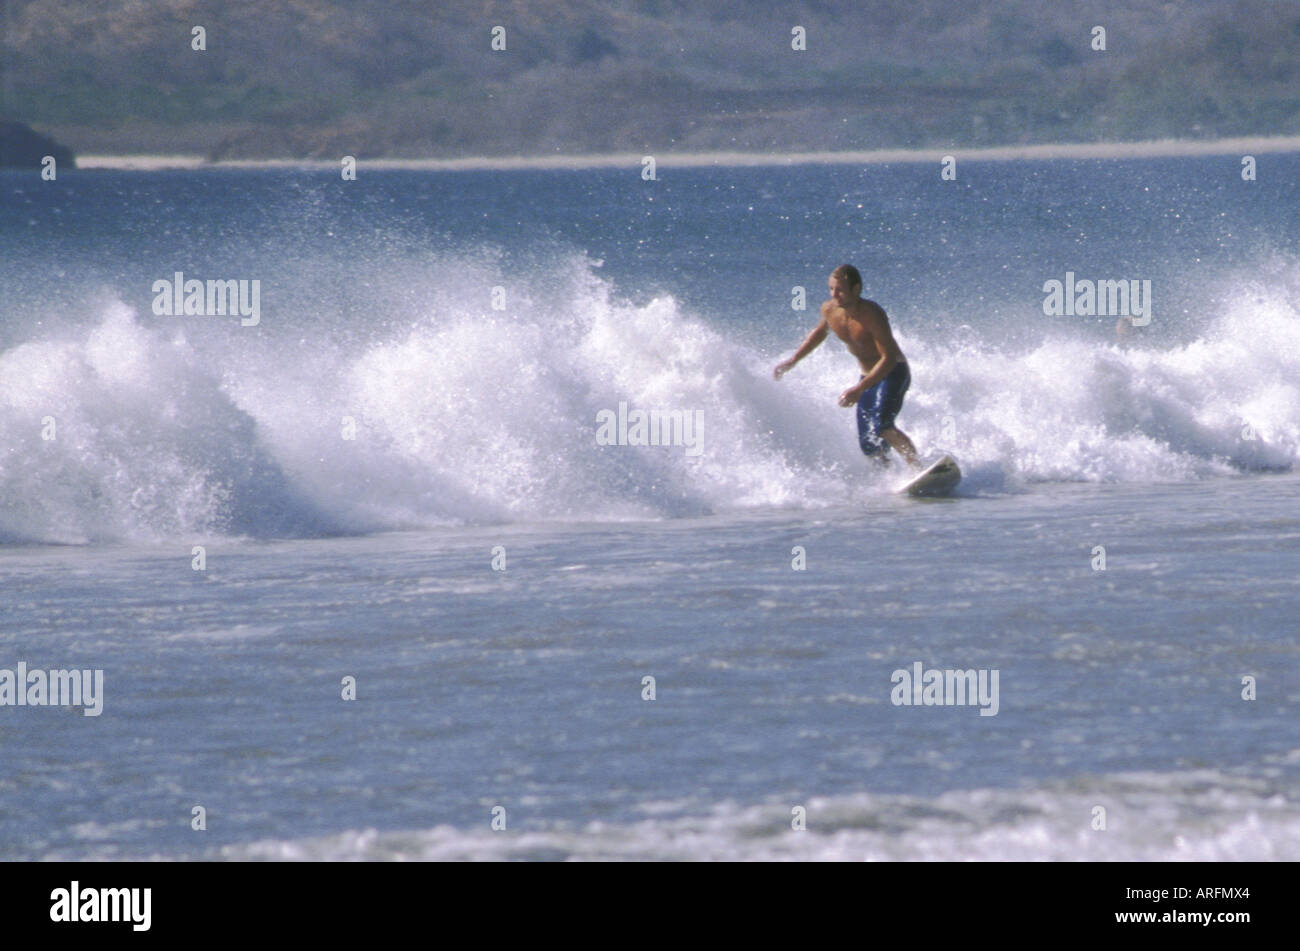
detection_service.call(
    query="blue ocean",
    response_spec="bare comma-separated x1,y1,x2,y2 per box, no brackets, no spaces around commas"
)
2,154,1298,860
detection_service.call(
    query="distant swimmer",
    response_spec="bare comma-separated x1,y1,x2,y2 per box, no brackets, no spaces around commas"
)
773,264,920,469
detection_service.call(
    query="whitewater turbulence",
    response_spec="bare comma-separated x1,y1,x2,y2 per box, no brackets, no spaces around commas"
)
1,253,1297,543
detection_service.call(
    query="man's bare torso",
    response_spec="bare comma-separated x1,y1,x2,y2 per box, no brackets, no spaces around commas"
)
821,298,905,375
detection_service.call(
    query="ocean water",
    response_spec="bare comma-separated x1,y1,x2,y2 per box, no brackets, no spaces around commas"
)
2,155,1299,860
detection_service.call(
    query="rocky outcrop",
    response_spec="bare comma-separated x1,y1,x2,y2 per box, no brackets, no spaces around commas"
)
0,120,76,169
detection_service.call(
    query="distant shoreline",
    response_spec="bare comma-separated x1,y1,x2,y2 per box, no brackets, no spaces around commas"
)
74,135,1300,171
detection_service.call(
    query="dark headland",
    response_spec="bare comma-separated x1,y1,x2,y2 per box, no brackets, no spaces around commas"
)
0,120,76,169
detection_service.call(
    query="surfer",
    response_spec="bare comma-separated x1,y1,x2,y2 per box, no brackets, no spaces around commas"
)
773,264,920,468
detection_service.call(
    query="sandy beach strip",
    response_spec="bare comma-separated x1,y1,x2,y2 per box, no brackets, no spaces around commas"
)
74,135,1300,172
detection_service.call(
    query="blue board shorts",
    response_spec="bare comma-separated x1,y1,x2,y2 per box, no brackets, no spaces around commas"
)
856,361,910,456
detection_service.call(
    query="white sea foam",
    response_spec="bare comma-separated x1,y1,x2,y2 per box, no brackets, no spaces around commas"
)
215,770,1300,861
2,253,1297,543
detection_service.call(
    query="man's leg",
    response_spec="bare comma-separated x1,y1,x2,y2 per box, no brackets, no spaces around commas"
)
856,382,890,464
873,362,917,468
880,427,919,468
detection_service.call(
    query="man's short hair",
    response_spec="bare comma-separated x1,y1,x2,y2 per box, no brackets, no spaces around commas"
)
832,264,862,289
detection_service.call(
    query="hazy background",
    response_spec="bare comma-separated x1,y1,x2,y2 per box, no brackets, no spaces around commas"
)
2,0,1299,158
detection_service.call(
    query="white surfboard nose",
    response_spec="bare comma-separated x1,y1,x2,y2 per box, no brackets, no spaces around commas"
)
899,454,962,497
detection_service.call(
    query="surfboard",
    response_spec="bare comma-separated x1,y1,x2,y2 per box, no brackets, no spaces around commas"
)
898,454,962,497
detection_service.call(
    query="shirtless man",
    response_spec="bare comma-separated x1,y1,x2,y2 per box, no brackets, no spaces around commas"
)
773,264,920,468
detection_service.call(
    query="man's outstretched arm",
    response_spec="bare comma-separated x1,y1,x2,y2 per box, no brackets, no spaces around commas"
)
774,318,828,379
